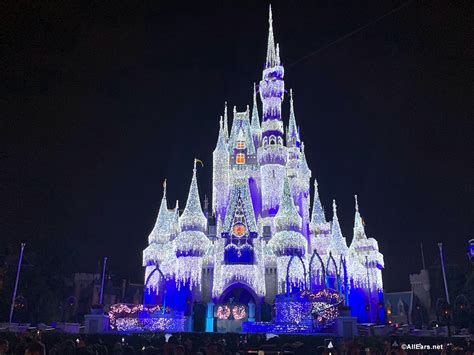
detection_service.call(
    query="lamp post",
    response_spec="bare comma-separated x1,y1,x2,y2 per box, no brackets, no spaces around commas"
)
438,243,452,338
437,243,450,304
9,243,26,324
99,257,107,305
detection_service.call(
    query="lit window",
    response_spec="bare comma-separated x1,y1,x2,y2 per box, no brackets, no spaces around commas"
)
236,153,245,164
236,140,245,149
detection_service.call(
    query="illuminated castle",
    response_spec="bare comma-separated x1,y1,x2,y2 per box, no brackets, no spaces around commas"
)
142,6,384,324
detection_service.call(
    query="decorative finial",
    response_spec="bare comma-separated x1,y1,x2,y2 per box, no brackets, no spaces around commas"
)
253,82,257,98
269,4,273,24
333,199,337,214
355,194,359,212
246,104,249,113
301,141,305,152
195,158,204,168
290,88,293,102
163,179,167,198
233,105,237,114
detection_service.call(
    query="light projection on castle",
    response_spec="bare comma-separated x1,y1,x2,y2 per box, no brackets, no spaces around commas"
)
110,5,385,333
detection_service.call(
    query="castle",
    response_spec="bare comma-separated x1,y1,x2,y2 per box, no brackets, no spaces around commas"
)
142,6,384,324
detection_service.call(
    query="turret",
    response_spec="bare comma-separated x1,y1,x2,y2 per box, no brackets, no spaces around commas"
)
286,89,300,148
143,180,178,266
258,5,287,216
143,180,179,299
173,160,210,287
311,179,326,226
212,117,230,219
250,83,262,149
347,195,384,290
328,199,348,257
223,102,229,142
228,106,257,171
269,175,307,293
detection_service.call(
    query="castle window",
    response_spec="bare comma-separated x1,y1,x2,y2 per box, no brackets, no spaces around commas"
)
236,153,245,164
270,135,276,145
236,140,245,149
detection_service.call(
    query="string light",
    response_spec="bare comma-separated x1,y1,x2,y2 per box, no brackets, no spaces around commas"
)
140,5,384,328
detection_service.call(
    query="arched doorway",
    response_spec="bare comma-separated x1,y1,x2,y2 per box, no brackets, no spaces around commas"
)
220,283,258,305
216,283,259,333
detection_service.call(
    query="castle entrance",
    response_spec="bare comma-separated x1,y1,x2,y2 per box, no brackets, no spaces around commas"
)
215,283,258,333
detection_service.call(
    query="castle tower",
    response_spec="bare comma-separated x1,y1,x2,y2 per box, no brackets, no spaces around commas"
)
228,106,257,173
250,83,262,150
173,160,210,289
347,195,385,322
269,176,307,293
143,181,179,303
212,117,230,220
258,5,287,217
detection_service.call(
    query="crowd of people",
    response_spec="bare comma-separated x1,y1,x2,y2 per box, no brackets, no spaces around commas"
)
0,332,472,355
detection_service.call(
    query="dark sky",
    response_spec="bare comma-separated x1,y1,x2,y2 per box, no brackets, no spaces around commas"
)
2,1,473,292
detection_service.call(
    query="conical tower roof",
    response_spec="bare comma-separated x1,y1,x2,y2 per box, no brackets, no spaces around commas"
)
214,116,227,153
265,5,279,68
329,199,348,255
250,83,261,132
275,175,302,231
179,160,207,231
311,179,326,225
148,180,175,244
287,89,300,146
351,195,368,246
300,142,311,176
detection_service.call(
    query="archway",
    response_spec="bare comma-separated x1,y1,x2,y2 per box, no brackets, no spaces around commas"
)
219,282,259,305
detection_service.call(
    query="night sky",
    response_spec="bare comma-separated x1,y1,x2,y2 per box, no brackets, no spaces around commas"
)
2,1,473,292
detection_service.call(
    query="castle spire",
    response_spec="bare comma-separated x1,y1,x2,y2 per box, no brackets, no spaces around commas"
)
311,179,326,225
274,175,302,232
214,116,227,152
300,142,311,176
287,89,300,147
353,194,367,242
223,102,229,141
250,83,261,131
179,160,207,231
147,179,173,244
329,199,348,255
265,5,278,68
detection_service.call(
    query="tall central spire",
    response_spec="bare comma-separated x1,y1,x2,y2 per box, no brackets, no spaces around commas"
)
266,5,278,68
